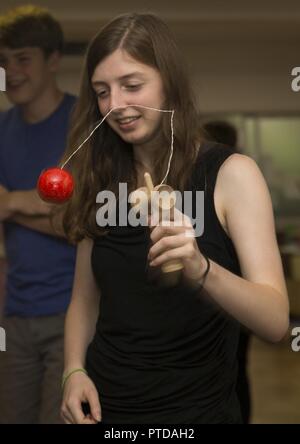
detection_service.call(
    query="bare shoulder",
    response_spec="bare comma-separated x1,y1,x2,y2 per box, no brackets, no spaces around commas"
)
217,152,263,185
214,153,270,236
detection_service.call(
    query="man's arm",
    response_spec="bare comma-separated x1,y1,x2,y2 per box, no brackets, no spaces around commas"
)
0,184,14,220
0,185,51,219
0,184,66,238
11,213,66,238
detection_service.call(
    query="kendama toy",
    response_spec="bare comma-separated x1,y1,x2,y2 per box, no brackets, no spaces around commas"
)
131,171,184,286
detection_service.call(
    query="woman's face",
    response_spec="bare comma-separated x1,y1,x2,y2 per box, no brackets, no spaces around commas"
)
91,48,166,147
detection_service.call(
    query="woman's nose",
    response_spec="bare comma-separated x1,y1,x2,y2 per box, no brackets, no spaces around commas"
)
108,89,128,113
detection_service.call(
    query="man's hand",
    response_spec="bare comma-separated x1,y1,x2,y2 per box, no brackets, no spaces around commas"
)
9,189,53,217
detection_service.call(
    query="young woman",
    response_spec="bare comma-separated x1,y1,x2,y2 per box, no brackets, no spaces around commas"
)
60,13,289,424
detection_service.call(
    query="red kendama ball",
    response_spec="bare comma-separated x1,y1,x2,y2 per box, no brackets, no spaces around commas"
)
37,168,74,203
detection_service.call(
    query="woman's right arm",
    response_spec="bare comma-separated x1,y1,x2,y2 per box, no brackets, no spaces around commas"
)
61,237,102,424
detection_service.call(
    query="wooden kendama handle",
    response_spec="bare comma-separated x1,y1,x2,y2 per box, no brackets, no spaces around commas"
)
144,172,154,194
161,259,184,273
144,172,183,275
130,186,150,214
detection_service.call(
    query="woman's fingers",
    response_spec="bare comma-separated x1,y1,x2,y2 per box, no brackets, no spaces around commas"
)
61,406,75,424
67,398,87,424
150,224,189,243
62,400,99,424
86,388,102,422
150,223,195,244
61,413,73,424
81,414,98,424
149,244,194,267
148,232,190,261
149,207,194,242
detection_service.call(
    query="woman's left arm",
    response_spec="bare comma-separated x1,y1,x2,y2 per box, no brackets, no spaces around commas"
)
148,154,289,343
203,154,289,342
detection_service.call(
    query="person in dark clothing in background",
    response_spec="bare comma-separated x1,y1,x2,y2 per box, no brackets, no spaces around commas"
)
204,119,252,424
0,6,76,423
60,13,289,424
204,120,239,149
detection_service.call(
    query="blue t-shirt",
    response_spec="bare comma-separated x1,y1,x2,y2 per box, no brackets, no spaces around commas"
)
0,93,77,317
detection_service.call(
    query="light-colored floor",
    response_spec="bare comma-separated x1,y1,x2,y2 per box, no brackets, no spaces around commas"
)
249,327,300,424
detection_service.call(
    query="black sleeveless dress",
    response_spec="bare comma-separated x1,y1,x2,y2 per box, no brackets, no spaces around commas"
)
86,142,243,424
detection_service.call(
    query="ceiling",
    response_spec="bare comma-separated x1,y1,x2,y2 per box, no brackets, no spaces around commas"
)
1,0,300,44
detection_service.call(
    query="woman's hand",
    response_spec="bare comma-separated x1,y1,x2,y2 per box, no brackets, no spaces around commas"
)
61,372,102,424
147,207,207,284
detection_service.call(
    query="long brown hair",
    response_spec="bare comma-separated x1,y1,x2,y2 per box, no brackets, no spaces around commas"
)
61,13,203,243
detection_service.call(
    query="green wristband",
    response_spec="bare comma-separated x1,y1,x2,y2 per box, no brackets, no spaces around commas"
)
62,368,88,390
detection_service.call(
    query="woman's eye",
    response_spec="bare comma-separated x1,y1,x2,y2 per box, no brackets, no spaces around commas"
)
125,84,142,90
97,91,108,98
96,84,142,98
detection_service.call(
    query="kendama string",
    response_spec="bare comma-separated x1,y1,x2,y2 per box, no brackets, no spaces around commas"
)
60,105,175,186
